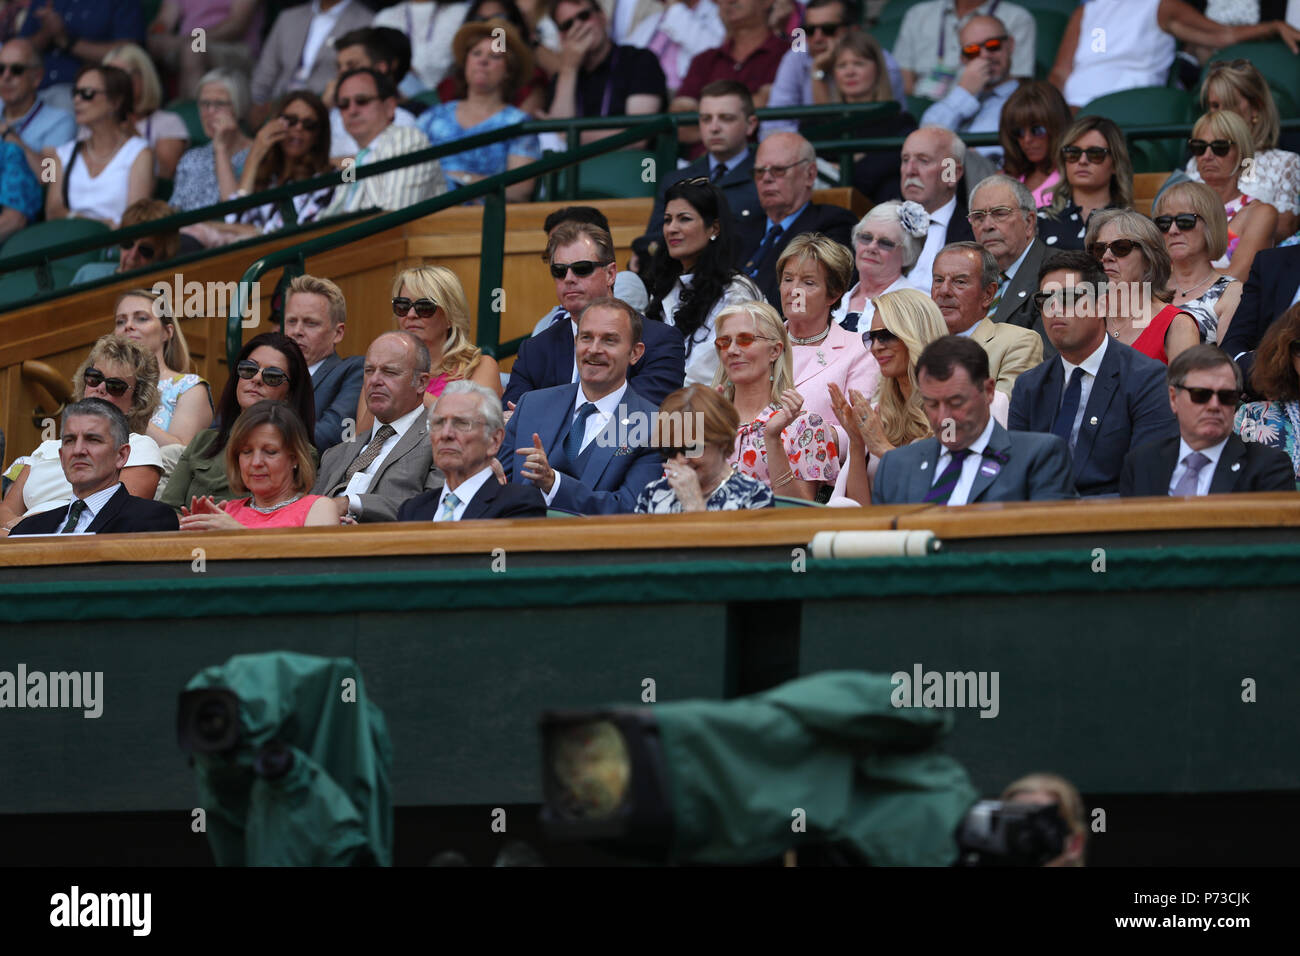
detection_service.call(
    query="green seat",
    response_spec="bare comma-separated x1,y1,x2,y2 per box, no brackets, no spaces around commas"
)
0,218,112,273
905,95,934,119
1210,42,1300,103
576,150,659,200
1019,0,1081,15
1032,10,1069,81
1270,84,1299,120
869,19,902,50
167,98,209,148
1080,86,1196,173
0,263,76,305
411,88,440,108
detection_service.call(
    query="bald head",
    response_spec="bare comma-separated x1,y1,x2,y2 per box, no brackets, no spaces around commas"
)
754,132,818,222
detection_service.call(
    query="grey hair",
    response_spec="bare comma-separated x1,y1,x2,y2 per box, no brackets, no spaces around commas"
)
433,380,505,436
854,201,925,270
63,398,129,449
972,173,1036,215
196,67,250,119
939,240,1000,290
918,125,966,166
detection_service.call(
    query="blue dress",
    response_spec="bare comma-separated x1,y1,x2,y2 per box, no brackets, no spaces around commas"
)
0,140,41,220
416,102,539,185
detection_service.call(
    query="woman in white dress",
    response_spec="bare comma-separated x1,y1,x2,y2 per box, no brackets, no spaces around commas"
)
831,199,929,332
103,43,190,180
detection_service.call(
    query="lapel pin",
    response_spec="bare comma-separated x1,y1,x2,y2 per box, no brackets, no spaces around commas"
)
1017,290,1026,298
1231,462,1241,472
1089,416,1098,425
921,461,929,470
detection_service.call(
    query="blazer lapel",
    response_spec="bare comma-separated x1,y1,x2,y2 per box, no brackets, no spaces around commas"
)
579,404,627,487
966,424,1009,503
1072,350,1120,476
461,479,501,520
1150,436,1181,496
1033,359,1064,432
910,440,943,501
549,320,575,384
542,384,582,463
1209,435,1247,493
85,485,128,533
369,417,428,484
312,352,339,386
993,242,1042,325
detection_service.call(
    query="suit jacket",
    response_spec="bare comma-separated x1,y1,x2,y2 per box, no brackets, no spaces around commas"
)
870,423,1075,505
500,382,664,514
397,478,547,521
1221,245,1300,384
942,184,976,246
1008,339,1179,496
1119,433,1296,497
311,352,364,453
991,238,1054,360
502,311,686,409
251,0,375,104
312,414,443,522
736,201,858,306
969,317,1043,396
9,484,178,535
643,152,763,241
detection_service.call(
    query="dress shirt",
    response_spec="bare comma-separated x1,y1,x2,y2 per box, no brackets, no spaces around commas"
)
323,124,445,215
985,239,1033,318
709,147,748,178
920,78,1018,162
1058,335,1109,451
298,0,353,84
59,483,122,534
307,359,326,377
4,99,76,152
434,465,493,520
931,415,995,506
345,403,426,514
1168,435,1229,496
907,193,957,294
832,275,910,328
627,0,725,91
329,105,419,158
546,382,629,505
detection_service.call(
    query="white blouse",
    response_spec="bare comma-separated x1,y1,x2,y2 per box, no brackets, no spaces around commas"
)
1185,148,1300,216
14,434,163,517
54,135,150,226
661,273,764,386
831,275,911,330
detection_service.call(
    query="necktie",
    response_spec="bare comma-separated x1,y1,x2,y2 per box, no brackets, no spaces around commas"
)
59,499,88,534
985,271,1010,320
549,309,569,327
335,423,397,492
923,449,972,504
1172,451,1211,496
438,491,461,521
710,161,727,183
1052,367,1085,450
746,224,785,278
564,402,599,466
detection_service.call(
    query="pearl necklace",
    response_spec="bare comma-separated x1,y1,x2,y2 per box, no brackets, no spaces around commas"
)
789,325,830,346
247,493,303,514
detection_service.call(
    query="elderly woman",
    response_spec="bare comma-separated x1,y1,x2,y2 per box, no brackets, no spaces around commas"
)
636,384,774,512
1086,209,1201,365
1152,182,1241,345
170,68,252,212
71,198,183,285
1235,305,1300,487
1188,109,1277,283
179,400,336,529
644,178,762,387
161,332,316,509
1037,116,1133,251
103,43,190,180
998,81,1073,209
712,301,839,501
0,335,163,532
833,200,929,332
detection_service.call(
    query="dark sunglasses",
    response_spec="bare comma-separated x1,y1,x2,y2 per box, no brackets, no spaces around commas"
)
119,238,156,259
392,296,438,318
1012,124,1048,139
550,259,611,279
1174,384,1241,407
83,367,133,397
961,36,1007,59
236,360,290,387
337,94,377,110
556,8,594,32
806,22,844,37
1188,138,1233,157
856,231,898,251
1154,213,1201,233
862,328,898,348
714,332,773,350
1088,239,1139,260
1061,145,1110,163
279,113,320,132
0,63,29,77
73,87,104,101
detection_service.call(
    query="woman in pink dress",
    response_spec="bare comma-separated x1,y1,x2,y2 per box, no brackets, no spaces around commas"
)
179,400,337,529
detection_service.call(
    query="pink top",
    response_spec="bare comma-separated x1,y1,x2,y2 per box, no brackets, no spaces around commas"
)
426,372,452,396
732,405,840,487
1019,169,1062,209
791,322,880,460
223,494,327,528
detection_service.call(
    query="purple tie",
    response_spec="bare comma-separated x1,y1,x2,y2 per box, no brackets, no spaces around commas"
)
1172,451,1211,496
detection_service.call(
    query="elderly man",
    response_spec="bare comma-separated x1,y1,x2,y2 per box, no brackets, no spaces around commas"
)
735,131,856,306
871,336,1073,505
920,16,1019,163
0,39,75,161
901,127,976,295
6,400,178,536
969,174,1052,354
1010,251,1178,497
320,68,446,216
314,331,442,522
894,0,1036,99
397,382,546,521
504,221,685,409
931,242,1042,395
501,297,664,514
283,275,364,453
1120,345,1294,496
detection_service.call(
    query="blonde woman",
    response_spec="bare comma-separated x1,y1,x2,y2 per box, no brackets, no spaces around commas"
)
1037,116,1133,250
1188,109,1277,282
712,300,839,502
355,265,502,434
103,43,190,180
1152,182,1240,345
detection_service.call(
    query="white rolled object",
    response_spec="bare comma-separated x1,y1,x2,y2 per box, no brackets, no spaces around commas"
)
809,530,940,559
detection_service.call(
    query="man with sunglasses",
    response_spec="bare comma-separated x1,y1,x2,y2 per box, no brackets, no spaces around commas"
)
0,40,74,159
893,0,1036,100
920,16,1017,164
326,28,423,162
1120,345,1293,496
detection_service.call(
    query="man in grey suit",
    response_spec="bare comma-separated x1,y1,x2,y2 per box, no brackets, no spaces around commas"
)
313,331,443,522
283,274,363,454
970,174,1052,358
872,336,1074,505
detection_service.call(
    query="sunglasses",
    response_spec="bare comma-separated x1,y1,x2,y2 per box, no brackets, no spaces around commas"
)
1154,213,1201,233
1174,384,1241,406
236,360,290,388
806,22,844,37
856,231,898,251
1061,145,1110,163
83,367,133,397
1088,239,1139,260
0,63,29,77
714,332,773,350
279,113,320,132
556,8,594,32
392,296,439,318
863,328,898,348
1188,138,1234,157
119,238,156,259
337,94,378,110
1012,124,1048,139
960,36,1007,59
550,259,611,279
73,87,104,101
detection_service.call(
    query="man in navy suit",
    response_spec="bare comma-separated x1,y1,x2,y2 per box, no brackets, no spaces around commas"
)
1120,345,1295,496
871,336,1074,505
398,382,545,521
7,400,178,536
501,298,664,515
734,131,856,306
1220,245,1300,387
283,275,363,453
502,222,685,410
1009,251,1179,496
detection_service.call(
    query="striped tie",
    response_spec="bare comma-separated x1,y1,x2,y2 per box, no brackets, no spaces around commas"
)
985,271,1010,320
923,449,972,504
438,492,461,521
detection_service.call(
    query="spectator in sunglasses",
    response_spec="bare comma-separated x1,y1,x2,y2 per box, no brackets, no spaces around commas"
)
997,80,1072,209
0,39,75,161
0,335,163,533
102,42,189,180
324,28,423,162
1037,115,1132,251
71,198,182,285
1152,181,1240,345
894,0,1036,100
1235,304,1300,487
834,200,928,332
161,332,317,512
1121,345,1294,495
920,15,1017,163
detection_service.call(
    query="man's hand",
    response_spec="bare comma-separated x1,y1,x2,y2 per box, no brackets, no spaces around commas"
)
517,432,556,493
957,55,993,96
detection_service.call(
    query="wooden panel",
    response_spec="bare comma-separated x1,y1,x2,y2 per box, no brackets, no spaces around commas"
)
1134,171,1170,217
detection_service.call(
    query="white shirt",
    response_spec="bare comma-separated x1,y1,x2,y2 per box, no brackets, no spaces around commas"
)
661,273,763,386
434,465,493,520
932,415,995,506
1169,435,1229,496
1058,335,1109,452
546,382,629,505
626,0,726,89
58,483,122,534
344,403,426,514
307,359,326,377
907,193,957,295
298,0,354,83
833,275,910,328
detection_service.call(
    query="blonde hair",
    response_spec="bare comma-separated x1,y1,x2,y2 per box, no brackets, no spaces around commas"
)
872,288,947,447
1001,772,1087,867
1202,60,1279,151
1193,109,1256,179
287,274,347,326
115,288,192,374
776,233,855,302
711,300,793,406
73,334,161,433
390,266,482,381
103,42,163,115
1152,180,1230,263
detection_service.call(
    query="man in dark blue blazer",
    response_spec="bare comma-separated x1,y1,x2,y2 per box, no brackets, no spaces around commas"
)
283,275,364,452
502,222,685,409
1009,251,1179,496
500,298,664,515
1220,245,1300,387
870,336,1075,505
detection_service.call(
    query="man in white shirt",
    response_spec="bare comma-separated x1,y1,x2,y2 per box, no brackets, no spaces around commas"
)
901,126,975,295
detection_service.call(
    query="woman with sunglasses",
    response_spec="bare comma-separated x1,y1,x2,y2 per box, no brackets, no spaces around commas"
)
161,332,316,511
170,68,252,213
1085,209,1200,365
43,65,154,229
102,43,190,181
712,301,838,502
1235,305,1300,487
1187,109,1277,283
0,335,163,533
998,81,1072,209
833,200,929,332
1037,116,1133,251
178,400,338,529
643,179,761,387
1152,182,1241,345
70,197,183,286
